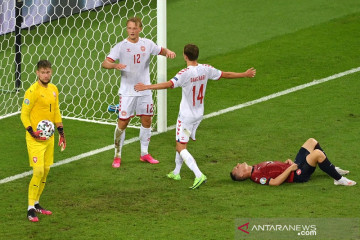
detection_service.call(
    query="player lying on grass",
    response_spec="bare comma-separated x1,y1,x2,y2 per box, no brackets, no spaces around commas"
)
230,138,356,186
135,43,256,189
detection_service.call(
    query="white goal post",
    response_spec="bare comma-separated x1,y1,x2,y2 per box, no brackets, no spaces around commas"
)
0,0,168,132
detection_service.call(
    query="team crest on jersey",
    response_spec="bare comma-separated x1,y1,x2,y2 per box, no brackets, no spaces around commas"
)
24,99,30,105
260,177,267,185
53,91,56,98
33,157,38,163
140,46,146,52
127,48,131,52
296,169,302,175
121,111,127,117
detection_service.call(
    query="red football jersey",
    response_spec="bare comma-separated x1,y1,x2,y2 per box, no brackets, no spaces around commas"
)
251,161,294,185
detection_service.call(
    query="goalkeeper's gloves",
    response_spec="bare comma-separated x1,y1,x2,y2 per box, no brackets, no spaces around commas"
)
57,126,66,151
26,126,47,140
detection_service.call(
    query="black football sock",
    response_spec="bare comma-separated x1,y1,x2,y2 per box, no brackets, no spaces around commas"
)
315,143,326,156
318,158,341,180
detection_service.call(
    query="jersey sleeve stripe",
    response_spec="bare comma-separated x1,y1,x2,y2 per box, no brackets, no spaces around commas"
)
170,81,175,88
217,71,224,80
106,57,115,62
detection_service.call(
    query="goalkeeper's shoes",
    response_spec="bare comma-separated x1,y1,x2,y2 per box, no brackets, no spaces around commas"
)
167,171,181,180
27,208,39,222
35,203,52,215
189,174,207,190
335,167,349,176
112,157,121,168
334,177,356,186
140,154,159,164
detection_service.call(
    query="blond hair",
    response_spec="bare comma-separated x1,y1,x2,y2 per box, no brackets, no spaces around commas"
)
127,17,142,28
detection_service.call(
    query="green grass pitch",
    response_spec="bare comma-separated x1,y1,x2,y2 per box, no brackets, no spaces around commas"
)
1,0,360,239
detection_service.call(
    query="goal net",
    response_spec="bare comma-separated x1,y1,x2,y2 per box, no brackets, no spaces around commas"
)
0,0,167,131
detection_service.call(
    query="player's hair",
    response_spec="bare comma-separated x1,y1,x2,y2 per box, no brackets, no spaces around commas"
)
230,172,247,181
127,16,142,28
184,44,199,61
37,60,52,70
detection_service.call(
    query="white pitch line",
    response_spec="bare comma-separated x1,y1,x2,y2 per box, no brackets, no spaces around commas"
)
1,66,359,185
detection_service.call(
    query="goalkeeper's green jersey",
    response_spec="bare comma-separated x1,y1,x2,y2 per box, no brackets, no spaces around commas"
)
21,81,62,133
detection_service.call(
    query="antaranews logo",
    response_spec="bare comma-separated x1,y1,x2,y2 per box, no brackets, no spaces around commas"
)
238,222,249,234
236,218,359,240
236,220,317,239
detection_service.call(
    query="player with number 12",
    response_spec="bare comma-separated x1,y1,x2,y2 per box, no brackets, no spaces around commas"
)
102,17,176,168
135,44,256,189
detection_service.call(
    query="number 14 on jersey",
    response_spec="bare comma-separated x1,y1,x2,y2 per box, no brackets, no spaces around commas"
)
192,84,204,106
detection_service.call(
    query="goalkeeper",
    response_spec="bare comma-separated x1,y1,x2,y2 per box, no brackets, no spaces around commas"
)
20,60,66,222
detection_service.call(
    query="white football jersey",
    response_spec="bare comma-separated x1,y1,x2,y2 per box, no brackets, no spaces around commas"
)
171,64,222,123
107,37,162,96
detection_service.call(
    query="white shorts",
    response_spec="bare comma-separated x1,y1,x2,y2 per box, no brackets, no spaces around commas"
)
118,95,154,120
175,118,201,143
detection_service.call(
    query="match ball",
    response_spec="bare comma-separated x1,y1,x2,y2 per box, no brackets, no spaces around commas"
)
36,120,55,139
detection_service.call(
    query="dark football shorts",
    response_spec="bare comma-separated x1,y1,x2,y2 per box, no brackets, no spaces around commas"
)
293,147,316,183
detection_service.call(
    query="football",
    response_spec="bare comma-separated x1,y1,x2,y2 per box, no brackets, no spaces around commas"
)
36,120,55,139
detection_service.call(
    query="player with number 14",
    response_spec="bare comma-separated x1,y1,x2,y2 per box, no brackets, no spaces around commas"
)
135,44,256,189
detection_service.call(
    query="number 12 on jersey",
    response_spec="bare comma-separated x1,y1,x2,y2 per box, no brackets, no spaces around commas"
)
192,84,204,106
134,54,140,64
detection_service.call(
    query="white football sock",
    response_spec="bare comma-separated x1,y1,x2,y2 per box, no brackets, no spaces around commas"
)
114,126,125,158
173,152,183,175
140,125,151,156
180,149,202,178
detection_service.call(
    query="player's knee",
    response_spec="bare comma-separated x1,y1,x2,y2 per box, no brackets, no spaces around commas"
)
43,166,50,177
33,166,45,179
313,149,326,161
307,138,318,145
176,142,187,153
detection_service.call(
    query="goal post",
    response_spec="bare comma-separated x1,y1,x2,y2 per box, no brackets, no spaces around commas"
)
0,0,168,132
156,0,167,133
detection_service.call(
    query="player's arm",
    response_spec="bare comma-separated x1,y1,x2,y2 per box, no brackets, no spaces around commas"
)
20,90,46,140
134,81,173,91
101,57,127,70
159,48,176,59
221,67,256,79
268,163,298,186
53,87,66,151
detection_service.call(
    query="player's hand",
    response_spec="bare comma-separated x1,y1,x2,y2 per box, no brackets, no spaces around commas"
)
289,163,298,171
285,159,294,165
245,67,256,78
57,127,66,151
26,126,47,140
114,63,127,70
166,50,176,59
134,83,147,91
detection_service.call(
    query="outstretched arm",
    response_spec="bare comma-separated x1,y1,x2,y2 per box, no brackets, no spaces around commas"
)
268,163,298,186
134,81,173,91
159,48,176,59
222,67,256,79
